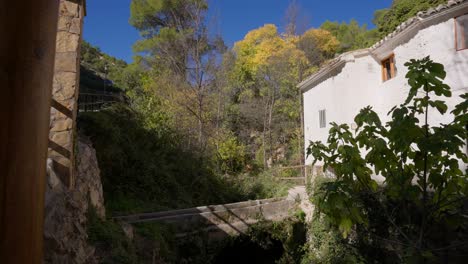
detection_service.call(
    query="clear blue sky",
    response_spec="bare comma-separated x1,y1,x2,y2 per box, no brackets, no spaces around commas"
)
83,0,393,63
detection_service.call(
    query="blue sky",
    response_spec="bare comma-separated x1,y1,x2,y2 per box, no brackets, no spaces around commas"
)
83,0,393,63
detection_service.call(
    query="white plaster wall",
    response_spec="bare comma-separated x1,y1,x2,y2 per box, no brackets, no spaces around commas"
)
304,18,468,165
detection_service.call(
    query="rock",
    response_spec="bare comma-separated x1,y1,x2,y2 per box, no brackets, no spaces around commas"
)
43,135,105,263
77,136,106,218
57,16,72,31
70,18,82,34
53,72,78,100
54,52,78,73
55,31,80,53
60,1,80,18
47,158,62,189
51,130,72,148
121,222,134,240
50,118,72,132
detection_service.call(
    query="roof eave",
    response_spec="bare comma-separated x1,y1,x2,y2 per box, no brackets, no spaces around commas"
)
299,0,468,93
298,49,370,92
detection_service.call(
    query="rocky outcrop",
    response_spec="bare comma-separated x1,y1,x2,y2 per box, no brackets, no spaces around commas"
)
43,135,105,264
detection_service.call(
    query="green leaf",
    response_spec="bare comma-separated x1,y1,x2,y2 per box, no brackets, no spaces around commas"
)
430,100,448,114
428,62,446,79
339,217,353,238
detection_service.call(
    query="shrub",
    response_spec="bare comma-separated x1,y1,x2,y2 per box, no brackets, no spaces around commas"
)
87,207,137,263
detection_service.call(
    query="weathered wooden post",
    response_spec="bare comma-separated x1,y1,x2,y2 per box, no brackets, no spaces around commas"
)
0,0,60,263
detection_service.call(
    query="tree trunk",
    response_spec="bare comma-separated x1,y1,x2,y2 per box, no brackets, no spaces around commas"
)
268,95,275,165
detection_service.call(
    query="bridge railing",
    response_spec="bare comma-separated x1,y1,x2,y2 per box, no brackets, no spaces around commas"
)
271,165,314,185
78,91,125,112
220,165,315,186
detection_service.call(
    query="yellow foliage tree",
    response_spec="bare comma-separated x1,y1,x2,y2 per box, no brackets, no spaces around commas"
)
227,24,339,169
301,28,339,59
231,24,312,168
233,24,308,83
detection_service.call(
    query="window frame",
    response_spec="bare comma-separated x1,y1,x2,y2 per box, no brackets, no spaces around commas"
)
319,109,326,128
455,14,468,51
381,54,395,82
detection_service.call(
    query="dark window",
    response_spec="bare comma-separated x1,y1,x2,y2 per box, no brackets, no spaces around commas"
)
455,14,468,51
382,54,395,81
319,109,326,128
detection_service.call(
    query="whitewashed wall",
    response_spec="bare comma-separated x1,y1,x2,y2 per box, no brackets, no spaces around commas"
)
303,18,468,165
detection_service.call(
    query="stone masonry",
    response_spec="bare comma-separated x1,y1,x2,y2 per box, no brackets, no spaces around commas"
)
44,136,105,263
48,0,85,189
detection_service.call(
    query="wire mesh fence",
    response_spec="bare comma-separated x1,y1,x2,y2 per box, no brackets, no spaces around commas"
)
78,91,124,112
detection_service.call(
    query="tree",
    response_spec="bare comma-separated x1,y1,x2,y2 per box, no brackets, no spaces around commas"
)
130,0,208,76
283,0,310,36
374,0,447,38
80,40,130,90
227,24,339,169
320,19,373,53
307,57,468,261
319,0,449,54
231,24,309,168
297,28,339,66
130,0,225,153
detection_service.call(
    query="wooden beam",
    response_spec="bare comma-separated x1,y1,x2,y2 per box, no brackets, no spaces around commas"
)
0,0,59,263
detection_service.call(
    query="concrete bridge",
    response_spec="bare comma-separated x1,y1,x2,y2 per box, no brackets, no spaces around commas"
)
114,186,313,241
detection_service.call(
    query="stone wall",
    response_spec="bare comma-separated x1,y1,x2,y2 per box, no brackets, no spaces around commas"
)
44,135,105,263
43,1,95,262
48,0,85,189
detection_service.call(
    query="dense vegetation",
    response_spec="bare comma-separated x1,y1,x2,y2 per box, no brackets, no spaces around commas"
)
307,58,468,262
320,0,448,52
81,41,129,89
79,104,291,214
373,0,447,38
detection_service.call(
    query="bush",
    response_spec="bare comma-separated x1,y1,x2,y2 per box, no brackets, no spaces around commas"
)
231,169,293,200
87,207,137,263
132,222,178,263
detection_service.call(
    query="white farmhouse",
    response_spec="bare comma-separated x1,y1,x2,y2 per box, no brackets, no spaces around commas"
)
300,0,468,172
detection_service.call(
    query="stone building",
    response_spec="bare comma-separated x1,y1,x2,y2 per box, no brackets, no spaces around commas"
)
299,0,468,176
